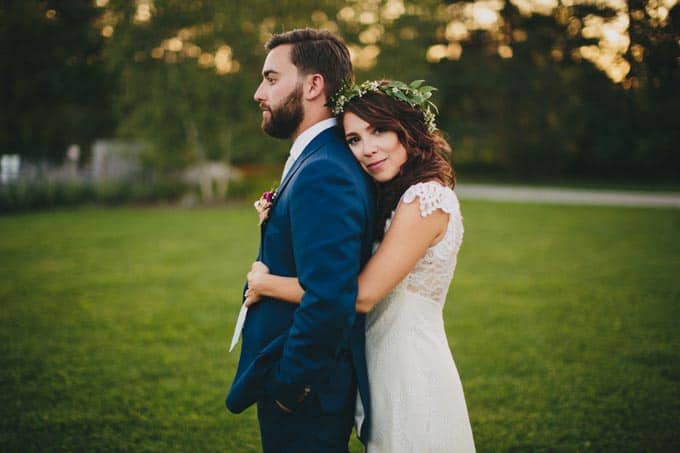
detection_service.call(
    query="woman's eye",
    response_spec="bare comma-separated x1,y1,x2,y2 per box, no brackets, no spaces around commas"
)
373,128,384,135
346,136,359,146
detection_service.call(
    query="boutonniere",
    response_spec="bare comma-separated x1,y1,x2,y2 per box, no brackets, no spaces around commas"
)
254,185,278,225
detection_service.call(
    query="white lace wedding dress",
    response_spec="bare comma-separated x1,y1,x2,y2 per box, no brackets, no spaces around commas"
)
361,181,475,453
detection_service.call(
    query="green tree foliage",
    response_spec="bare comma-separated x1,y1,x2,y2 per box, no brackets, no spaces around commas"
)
3,0,678,179
104,0,361,169
622,0,680,176
430,0,679,178
0,0,114,162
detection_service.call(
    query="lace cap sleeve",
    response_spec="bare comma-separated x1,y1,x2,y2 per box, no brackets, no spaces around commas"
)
401,181,457,218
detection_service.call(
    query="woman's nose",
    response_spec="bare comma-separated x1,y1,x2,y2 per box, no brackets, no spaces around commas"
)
363,138,378,156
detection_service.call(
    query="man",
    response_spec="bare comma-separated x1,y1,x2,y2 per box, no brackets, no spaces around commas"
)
226,29,375,452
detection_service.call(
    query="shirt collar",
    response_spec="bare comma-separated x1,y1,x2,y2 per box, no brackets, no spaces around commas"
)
289,117,338,160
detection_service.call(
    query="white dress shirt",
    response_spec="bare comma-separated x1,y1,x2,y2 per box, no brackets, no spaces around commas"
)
281,117,338,181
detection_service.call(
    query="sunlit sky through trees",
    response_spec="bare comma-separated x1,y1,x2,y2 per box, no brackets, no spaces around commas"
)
82,0,679,83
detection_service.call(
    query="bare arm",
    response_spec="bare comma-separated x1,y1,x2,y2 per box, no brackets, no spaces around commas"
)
245,262,304,306
354,198,448,313
246,197,448,313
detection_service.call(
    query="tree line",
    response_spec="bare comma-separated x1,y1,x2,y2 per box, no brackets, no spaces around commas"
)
1,0,678,180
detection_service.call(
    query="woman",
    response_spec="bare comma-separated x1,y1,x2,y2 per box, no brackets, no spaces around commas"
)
247,80,475,452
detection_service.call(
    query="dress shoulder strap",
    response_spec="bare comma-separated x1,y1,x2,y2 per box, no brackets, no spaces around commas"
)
401,181,458,218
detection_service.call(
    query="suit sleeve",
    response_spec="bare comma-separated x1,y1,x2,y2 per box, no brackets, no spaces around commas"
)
264,157,366,410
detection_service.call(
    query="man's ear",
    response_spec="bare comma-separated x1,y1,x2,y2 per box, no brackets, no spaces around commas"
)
303,73,326,102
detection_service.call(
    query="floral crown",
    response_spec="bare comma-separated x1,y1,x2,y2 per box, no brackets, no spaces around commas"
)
328,79,439,133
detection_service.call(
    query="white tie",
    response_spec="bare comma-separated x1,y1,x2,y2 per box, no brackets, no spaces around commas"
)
229,153,295,352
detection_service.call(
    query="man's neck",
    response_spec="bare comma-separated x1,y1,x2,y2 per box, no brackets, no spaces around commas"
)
290,112,333,142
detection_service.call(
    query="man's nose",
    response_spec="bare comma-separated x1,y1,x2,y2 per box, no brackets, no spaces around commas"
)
253,82,265,103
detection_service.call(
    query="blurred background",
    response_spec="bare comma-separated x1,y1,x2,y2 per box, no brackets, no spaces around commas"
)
2,2,679,451
1,0,678,210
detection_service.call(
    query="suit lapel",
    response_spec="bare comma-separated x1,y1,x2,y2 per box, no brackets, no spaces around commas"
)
270,126,340,209
257,128,339,260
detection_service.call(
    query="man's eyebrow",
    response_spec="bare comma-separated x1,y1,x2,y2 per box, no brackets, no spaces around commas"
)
262,70,279,78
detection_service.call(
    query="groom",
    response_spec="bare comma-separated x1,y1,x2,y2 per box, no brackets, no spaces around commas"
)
226,29,375,452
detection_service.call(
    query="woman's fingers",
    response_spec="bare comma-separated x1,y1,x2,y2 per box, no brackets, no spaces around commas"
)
244,292,261,307
244,287,261,307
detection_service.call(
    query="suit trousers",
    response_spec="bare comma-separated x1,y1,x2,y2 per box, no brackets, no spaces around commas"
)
257,392,355,453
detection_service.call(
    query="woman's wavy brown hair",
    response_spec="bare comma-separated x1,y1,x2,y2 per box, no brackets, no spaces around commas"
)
341,85,456,240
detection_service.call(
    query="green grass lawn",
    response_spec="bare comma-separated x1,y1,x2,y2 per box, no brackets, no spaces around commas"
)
1,201,678,452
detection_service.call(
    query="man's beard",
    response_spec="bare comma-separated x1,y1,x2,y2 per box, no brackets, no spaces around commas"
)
261,84,304,139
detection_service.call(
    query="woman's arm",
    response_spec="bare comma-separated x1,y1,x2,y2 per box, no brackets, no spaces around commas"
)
245,261,304,306
246,198,448,313
354,198,448,313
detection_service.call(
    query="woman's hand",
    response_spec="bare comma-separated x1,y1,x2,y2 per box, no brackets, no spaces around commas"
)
243,287,260,307
244,262,305,306
245,261,270,307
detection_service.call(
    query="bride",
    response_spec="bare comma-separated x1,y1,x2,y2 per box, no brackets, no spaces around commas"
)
246,80,475,452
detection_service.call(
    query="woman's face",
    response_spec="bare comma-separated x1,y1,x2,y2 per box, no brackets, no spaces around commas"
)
343,112,408,183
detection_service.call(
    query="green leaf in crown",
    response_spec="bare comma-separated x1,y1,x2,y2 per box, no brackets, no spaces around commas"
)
327,79,440,133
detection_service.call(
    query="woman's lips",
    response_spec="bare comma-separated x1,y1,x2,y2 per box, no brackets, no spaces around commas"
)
366,158,386,172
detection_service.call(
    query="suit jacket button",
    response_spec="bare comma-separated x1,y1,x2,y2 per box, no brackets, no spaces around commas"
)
298,385,311,402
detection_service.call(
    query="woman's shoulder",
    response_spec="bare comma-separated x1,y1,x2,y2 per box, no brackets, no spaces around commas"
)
400,180,458,218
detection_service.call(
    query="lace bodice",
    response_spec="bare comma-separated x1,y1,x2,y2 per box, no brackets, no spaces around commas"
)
384,181,464,304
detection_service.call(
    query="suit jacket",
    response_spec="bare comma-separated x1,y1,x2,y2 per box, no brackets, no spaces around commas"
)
226,126,375,442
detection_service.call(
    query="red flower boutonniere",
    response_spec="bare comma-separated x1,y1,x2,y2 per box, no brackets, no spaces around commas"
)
254,186,277,225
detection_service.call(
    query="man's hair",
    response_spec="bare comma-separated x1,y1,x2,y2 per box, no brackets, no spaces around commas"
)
266,28,354,105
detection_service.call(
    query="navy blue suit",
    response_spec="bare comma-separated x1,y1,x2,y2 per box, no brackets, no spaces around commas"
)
226,126,375,452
